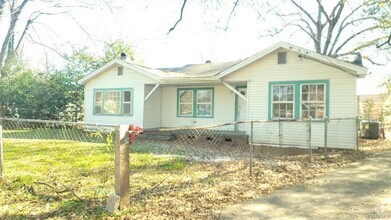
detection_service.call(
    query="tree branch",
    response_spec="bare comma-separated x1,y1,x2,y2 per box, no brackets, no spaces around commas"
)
26,35,67,60
377,32,391,48
167,0,188,34
316,0,330,21
34,181,84,201
322,2,345,54
335,25,379,54
0,0,29,65
224,0,240,31
328,3,365,55
290,0,317,26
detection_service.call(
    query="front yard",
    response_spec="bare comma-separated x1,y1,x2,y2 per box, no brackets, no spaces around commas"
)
0,137,390,219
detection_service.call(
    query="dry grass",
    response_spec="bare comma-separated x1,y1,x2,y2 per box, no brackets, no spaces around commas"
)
0,137,390,219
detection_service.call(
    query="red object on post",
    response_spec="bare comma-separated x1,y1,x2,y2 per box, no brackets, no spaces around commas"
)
128,124,143,143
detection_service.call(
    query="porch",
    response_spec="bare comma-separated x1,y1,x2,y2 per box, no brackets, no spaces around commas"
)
143,82,248,130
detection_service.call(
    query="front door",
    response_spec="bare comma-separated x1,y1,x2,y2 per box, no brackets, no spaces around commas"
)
235,87,247,131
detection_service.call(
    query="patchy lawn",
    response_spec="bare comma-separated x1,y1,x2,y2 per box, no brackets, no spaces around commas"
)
0,138,390,219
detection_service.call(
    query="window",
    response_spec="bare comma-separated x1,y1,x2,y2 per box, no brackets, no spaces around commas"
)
269,80,329,120
301,84,325,119
196,90,212,117
271,85,294,119
278,52,287,64
94,91,103,114
94,89,133,116
118,66,123,76
178,88,214,117
123,90,132,115
104,91,121,114
178,90,193,116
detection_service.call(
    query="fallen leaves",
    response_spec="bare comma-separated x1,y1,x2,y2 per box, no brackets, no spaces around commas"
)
1,138,390,219
124,139,391,219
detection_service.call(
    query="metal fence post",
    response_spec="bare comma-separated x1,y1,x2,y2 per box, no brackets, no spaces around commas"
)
278,118,282,148
0,119,3,179
249,121,254,176
324,116,328,158
356,117,360,151
308,117,312,163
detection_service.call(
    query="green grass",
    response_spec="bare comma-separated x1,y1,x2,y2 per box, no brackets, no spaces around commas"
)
0,138,189,219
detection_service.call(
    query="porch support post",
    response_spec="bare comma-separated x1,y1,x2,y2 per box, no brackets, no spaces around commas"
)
221,81,247,102
144,84,160,102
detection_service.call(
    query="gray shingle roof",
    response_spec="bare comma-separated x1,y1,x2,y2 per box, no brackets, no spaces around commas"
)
158,61,241,77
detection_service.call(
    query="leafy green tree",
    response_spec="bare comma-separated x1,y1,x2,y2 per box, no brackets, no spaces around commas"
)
102,39,135,63
0,39,135,121
59,47,101,122
58,40,135,122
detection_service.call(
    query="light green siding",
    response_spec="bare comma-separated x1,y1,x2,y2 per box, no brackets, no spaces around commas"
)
84,65,158,127
143,85,162,129
223,50,358,149
161,85,235,128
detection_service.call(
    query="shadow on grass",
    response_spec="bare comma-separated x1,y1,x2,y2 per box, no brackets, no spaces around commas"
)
0,198,107,220
130,161,248,202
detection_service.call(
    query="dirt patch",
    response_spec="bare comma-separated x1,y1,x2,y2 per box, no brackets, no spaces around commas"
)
221,141,391,219
124,139,391,219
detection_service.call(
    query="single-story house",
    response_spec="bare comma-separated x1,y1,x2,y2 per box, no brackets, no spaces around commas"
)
78,42,367,149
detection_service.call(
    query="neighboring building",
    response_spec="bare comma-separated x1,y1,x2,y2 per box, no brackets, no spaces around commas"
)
78,42,368,149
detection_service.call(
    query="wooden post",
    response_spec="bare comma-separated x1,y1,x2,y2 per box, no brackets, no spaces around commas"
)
0,119,3,179
115,125,130,208
106,125,130,213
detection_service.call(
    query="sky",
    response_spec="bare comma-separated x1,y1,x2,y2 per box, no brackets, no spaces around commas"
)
20,0,390,95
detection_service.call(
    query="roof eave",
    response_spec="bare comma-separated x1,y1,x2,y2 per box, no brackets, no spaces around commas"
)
77,59,161,85
215,41,368,79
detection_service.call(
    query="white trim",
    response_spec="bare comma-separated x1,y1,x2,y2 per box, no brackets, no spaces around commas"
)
78,59,161,84
215,42,368,79
221,81,247,102
77,42,368,85
271,84,295,120
144,84,160,102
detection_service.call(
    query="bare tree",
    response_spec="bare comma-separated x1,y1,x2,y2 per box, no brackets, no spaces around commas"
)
271,0,390,59
168,0,390,62
0,0,115,77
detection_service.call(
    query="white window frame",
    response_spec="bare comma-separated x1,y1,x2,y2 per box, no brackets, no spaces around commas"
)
103,90,121,115
94,90,103,114
178,90,194,117
271,84,295,120
196,89,213,117
122,90,132,115
300,83,326,119
93,89,133,116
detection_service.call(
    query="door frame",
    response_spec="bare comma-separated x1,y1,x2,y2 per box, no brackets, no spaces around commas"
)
234,86,247,131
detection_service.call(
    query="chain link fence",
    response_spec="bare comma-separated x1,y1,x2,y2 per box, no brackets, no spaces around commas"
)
135,118,359,169
1,116,383,219
0,118,117,218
